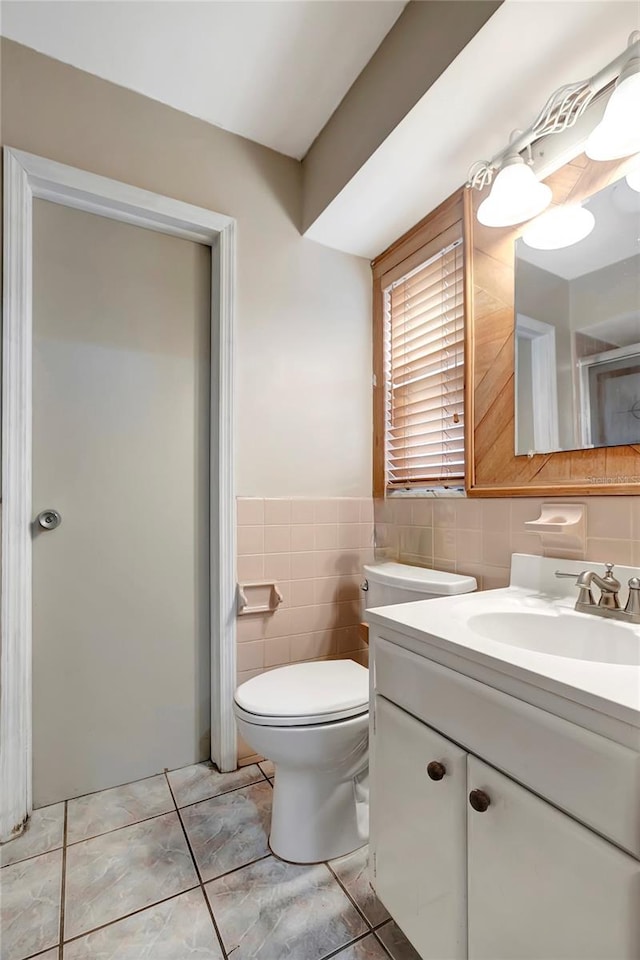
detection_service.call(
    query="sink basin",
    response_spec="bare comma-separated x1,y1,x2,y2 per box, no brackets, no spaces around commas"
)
467,610,640,666
366,555,640,726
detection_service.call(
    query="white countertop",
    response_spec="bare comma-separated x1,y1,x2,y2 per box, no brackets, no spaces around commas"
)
365,555,640,731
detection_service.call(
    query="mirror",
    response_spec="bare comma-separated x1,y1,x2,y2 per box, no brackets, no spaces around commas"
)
514,175,640,455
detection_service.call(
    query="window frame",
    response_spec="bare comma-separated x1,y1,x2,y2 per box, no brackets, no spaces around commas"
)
372,188,470,498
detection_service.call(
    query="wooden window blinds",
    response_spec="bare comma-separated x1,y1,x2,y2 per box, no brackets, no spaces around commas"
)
382,237,465,487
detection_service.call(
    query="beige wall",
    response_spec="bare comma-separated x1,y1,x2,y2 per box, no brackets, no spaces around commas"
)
0,38,372,498
570,255,640,335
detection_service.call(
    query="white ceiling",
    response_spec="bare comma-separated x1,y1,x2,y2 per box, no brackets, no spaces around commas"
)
0,0,406,160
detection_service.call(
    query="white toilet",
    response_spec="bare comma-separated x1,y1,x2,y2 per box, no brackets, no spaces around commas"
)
234,561,476,864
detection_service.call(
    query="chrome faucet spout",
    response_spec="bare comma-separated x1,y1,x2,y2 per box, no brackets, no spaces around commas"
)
577,569,620,598
556,562,639,623
576,563,620,610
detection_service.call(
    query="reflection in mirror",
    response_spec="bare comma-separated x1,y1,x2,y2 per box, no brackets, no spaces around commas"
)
514,173,640,455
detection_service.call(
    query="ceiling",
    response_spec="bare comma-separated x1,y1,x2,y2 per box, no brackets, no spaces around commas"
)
0,0,407,160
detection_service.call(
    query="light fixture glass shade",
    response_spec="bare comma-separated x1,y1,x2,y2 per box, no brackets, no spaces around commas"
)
626,166,640,192
585,61,640,160
522,205,595,250
477,158,552,227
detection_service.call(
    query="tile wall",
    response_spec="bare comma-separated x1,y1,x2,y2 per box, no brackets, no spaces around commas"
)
235,493,638,759
374,496,640,590
235,498,374,754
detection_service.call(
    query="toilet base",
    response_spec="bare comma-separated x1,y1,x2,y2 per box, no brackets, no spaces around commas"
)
234,707,369,865
269,766,369,864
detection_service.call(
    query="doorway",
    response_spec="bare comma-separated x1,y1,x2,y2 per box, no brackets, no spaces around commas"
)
32,201,212,805
515,314,560,454
1,149,237,838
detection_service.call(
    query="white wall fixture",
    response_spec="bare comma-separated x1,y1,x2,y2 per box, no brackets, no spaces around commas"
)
524,503,586,557
237,582,284,615
468,31,640,227
1,148,238,842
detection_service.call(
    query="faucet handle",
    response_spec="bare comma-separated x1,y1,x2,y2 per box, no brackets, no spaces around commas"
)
555,570,594,605
625,577,640,618
597,562,621,609
602,561,621,592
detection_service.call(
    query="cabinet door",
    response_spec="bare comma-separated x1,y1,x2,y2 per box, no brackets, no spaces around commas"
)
467,756,640,960
371,695,467,960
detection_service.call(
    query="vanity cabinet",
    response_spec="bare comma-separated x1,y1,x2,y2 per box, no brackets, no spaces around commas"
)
371,694,640,960
371,695,467,960
467,756,640,960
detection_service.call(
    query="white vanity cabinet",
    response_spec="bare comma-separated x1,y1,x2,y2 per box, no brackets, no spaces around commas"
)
367,555,640,960
371,695,467,960
371,694,640,960
466,755,640,960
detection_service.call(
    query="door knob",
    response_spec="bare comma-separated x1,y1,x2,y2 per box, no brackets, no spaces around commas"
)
36,509,62,531
427,761,446,781
469,789,491,812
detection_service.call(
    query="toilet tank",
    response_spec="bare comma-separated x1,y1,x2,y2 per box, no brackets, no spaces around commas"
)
363,561,476,608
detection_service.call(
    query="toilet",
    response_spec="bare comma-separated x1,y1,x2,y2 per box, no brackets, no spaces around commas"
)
234,561,476,864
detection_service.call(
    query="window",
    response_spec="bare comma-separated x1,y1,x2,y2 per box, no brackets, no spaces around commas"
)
372,191,466,495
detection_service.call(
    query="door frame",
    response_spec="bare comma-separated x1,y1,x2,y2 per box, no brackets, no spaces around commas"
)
515,314,560,453
577,343,640,447
1,147,238,840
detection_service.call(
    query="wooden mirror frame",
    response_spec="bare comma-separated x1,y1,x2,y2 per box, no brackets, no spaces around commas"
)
464,152,640,497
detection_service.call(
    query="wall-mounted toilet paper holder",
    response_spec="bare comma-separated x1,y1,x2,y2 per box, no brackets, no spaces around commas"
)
237,581,284,615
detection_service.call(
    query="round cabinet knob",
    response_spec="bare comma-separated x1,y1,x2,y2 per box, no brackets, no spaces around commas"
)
469,789,491,812
427,761,446,781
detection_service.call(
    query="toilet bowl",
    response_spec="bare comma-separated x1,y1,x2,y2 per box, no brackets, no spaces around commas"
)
235,563,477,865
234,659,369,864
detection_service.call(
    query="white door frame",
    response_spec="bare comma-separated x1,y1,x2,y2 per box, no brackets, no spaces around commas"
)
577,343,640,447
1,147,238,841
516,314,560,453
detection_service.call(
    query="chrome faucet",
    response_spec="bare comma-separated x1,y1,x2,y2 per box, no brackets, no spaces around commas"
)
555,563,640,624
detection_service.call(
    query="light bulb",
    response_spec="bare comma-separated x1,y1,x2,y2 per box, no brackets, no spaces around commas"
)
477,157,552,227
586,59,640,161
522,205,595,250
626,167,640,192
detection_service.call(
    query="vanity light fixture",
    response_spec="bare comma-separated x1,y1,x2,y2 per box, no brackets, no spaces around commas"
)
522,204,595,250
468,31,640,227
477,152,552,227
626,166,640,192
585,54,640,160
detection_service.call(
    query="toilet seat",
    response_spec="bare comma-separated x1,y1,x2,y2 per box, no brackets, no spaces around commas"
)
235,701,368,727
234,660,369,728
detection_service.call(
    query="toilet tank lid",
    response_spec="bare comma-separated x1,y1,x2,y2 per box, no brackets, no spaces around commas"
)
235,660,369,718
363,562,476,595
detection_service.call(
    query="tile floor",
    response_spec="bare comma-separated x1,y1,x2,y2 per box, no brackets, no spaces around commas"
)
1,760,420,960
